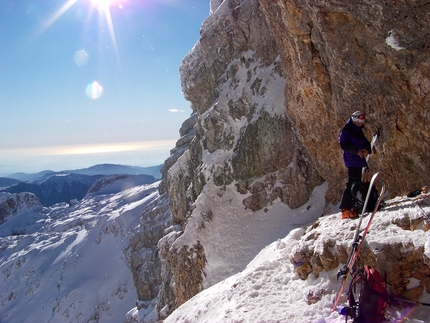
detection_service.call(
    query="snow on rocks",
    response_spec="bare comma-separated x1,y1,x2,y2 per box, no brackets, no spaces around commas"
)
163,193,430,323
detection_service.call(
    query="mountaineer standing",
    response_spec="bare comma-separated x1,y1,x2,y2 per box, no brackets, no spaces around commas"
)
338,111,371,219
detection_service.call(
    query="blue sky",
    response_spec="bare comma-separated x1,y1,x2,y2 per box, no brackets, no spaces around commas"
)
0,0,209,175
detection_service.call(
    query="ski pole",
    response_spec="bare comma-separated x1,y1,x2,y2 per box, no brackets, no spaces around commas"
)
368,128,381,157
392,297,430,307
362,127,381,181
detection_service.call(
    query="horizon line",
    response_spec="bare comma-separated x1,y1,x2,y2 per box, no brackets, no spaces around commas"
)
0,140,177,156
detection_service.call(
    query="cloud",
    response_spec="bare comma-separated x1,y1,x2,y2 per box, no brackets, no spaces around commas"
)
0,140,176,174
168,109,185,113
53,141,175,155
0,140,176,157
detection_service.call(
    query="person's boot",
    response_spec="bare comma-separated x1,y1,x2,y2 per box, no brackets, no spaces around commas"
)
342,208,358,219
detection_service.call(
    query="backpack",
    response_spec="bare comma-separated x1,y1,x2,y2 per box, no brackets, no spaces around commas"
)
351,182,380,213
342,266,388,323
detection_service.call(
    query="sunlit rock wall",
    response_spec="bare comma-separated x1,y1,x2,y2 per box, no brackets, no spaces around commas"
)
258,0,430,201
159,0,324,317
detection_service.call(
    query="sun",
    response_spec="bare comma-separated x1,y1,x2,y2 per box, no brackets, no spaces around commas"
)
91,0,109,6
90,0,122,10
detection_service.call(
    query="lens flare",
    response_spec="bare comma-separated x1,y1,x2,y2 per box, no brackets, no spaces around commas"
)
74,49,89,66
26,4,42,19
33,0,123,73
86,81,103,99
40,0,79,34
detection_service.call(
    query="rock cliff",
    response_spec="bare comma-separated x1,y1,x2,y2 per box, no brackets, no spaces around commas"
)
258,0,430,202
127,0,429,320
0,192,42,226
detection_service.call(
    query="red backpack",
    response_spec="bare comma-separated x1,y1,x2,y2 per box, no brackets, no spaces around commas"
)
342,266,388,323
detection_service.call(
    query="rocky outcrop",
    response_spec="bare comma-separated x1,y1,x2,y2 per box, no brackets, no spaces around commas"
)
125,192,171,310
125,113,198,321
0,192,42,225
290,195,430,302
129,0,430,320
175,0,324,224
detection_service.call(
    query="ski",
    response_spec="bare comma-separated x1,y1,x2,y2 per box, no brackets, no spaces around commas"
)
347,184,386,273
352,172,379,243
331,173,382,312
332,182,385,312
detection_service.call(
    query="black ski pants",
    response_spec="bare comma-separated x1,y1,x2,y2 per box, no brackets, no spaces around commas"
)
340,167,362,210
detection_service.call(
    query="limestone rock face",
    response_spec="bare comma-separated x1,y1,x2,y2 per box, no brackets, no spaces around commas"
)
258,0,430,201
176,0,324,221
156,0,325,316
131,0,430,319
125,192,170,304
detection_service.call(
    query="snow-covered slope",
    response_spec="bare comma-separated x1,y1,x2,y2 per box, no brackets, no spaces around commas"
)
0,179,161,323
163,193,430,323
87,174,156,196
2,174,429,323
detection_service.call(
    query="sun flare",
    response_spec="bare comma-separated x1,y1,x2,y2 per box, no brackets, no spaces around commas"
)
90,0,121,10
91,0,110,8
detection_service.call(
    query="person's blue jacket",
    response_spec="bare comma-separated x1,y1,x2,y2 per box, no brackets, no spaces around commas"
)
338,118,371,168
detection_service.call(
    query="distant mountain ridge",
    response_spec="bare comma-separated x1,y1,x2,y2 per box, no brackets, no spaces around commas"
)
0,177,21,188
3,163,162,181
2,173,105,207
64,164,162,179
0,164,161,207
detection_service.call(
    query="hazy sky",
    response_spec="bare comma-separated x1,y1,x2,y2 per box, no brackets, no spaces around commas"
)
0,0,210,175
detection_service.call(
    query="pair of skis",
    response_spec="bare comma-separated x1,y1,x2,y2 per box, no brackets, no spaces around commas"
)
331,172,386,312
